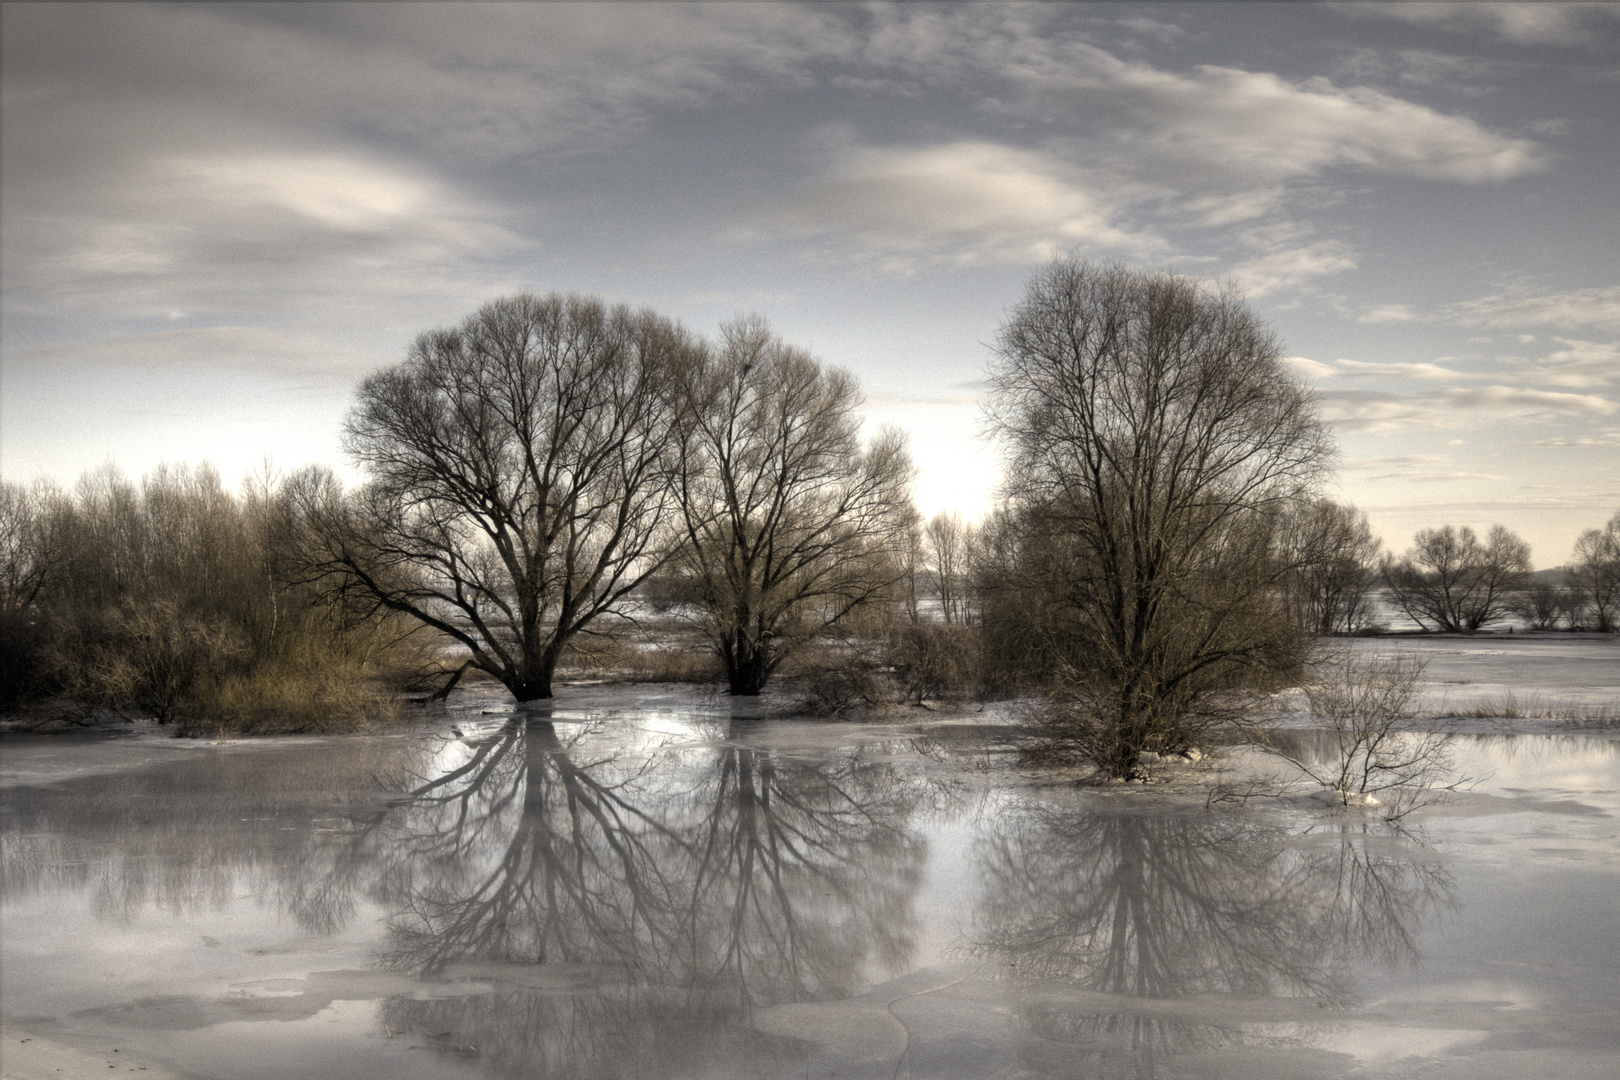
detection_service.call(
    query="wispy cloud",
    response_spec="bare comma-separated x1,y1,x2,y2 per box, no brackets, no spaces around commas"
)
1532,427,1620,448
12,325,383,382
4,146,522,327
739,141,1164,267
1321,384,1617,432
1535,338,1620,388
1098,63,1546,184
1292,357,1477,381
1228,241,1358,296
1342,453,1507,484
1359,303,1421,324
1353,287,1620,335
1330,2,1620,47
1450,286,1620,332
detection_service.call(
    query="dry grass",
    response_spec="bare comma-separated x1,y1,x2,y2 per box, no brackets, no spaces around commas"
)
555,624,724,685
1436,690,1620,727
187,662,403,735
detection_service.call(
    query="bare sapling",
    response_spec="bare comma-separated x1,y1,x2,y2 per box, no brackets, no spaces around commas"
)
1269,652,1470,820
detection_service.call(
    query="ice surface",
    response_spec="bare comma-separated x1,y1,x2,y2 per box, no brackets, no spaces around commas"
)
2,652,1618,1080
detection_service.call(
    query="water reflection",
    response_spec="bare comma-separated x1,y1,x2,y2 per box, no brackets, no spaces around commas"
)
971,803,1455,1076
0,735,424,930
367,718,926,1077
2,722,1496,1079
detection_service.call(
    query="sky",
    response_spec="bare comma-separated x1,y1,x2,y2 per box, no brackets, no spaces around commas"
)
2,2,1617,568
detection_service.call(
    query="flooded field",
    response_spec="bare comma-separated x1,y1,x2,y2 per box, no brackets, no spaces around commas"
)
3,658,1619,1079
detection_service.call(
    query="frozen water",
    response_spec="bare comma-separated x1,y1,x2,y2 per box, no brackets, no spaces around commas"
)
2,661,1618,1079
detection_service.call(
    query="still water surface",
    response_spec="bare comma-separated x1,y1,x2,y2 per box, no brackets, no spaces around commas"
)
3,693,1618,1079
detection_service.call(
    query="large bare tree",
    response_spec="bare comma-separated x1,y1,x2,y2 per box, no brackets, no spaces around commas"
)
303,292,692,702
671,318,915,695
985,260,1332,778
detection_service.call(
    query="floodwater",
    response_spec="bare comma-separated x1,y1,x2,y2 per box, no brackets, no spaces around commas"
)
3,688,1618,1079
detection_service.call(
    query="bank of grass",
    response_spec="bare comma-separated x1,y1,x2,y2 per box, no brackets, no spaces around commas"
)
0,463,448,735
179,633,426,735
552,616,989,712
555,623,726,685
1436,689,1620,728
34,606,434,735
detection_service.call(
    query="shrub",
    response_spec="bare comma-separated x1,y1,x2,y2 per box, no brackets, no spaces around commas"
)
1267,652,1468,820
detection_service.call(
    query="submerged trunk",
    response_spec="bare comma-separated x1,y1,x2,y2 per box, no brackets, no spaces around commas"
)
509,651,558,701
512,680,555,702
726,635,772,696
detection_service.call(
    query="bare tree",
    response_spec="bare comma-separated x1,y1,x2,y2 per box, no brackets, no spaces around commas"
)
1283,499,1381,635
924,511,971,624
671,317,916,696
985,259,1332,779
300,292,693,702
1265,652,1466,820
1514,577,1568,631
0,480,57,616
1382,524,1531,632
0,480,61,703
1570,510,1620,632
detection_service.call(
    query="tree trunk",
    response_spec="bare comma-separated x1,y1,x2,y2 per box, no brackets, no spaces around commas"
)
509,642,560,701
511,678,555,701
726,640,772,696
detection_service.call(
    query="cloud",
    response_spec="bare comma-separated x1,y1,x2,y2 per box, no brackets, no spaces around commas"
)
1291,357,1474,382
1447,385,1615,413
165,154,442,233
0,4,864,170
11,325,383,382
1342,454,1454,471
1534,339,1620,388
1102,63,1546,184
1,2,1551,300
741,141,1164,266
1175,188,1289,228
1228,241,1357,296
1341,453,1508,485
1392,471,1510,484
1320,384,1616,432
3,147,521,327
1532,427,1620,448
1360,303,1421,324
1284,356,1338,379
864,389,986,408
1353,288,1620,335
1330,2,1620,47
1336,359,1475,380
1449,286,1620,333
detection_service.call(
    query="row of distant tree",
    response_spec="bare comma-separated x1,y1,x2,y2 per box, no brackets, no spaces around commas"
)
906,503,1620,638
3,262,1617,771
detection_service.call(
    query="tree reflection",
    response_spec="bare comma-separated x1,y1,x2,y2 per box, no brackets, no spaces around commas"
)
0,736,424,931
368,717,926,1079
971,804,1454,1076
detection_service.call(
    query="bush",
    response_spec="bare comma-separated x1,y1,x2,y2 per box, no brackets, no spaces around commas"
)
1267,652,1467,820
5,462,433,730
884,621,983,703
